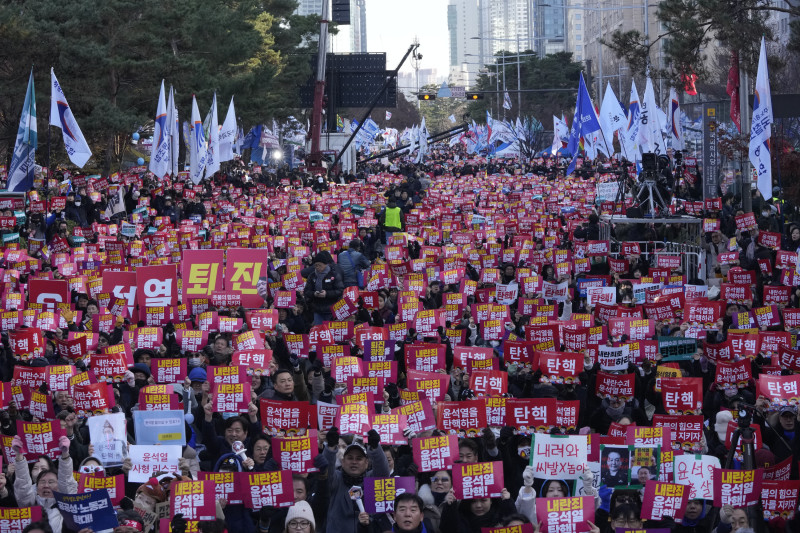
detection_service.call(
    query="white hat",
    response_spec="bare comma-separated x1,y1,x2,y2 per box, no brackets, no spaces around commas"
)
715,410,734,441
285,501,315,529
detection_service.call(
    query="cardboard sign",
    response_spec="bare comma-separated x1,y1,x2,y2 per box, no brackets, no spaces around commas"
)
452,461,504,500
673,454,720,500
243,471,294,509
170,480,217,521
530,434,588,479
127,444,181,482
712,468,763,507
54,490,118,531
363,476,416,513
412,434,459,472
640,481,688,521
535,496,595,533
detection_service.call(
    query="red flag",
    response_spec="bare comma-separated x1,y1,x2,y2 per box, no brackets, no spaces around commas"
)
727,51,741,132
682,71,698,96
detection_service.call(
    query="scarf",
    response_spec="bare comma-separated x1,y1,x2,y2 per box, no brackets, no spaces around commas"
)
314,266,331,292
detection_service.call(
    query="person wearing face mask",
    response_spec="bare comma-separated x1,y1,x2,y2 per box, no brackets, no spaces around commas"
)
758,405,800,464
64,192,88,227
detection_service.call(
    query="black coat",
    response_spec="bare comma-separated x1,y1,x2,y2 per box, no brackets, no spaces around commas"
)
303,266,345,314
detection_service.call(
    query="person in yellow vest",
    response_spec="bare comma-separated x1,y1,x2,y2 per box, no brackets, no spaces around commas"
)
380,198,405,244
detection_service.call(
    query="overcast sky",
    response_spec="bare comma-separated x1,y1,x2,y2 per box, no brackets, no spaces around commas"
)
365,0,450,76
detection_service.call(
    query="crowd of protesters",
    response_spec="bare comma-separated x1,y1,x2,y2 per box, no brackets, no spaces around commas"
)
0,147,796,533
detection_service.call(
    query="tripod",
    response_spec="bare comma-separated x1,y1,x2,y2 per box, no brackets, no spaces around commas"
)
637,177,669,217
724,407,766,533
614,165,638,208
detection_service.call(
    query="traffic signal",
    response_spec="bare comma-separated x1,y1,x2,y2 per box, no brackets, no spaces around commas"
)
466,92,484,100
417,94,436,101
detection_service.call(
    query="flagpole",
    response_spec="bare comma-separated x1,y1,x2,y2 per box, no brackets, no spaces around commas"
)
739,53,752,213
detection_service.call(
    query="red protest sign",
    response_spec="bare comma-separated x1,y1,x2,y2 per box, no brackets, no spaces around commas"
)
713,468,763,507
181,250,224,298
0,507,43,533
273,431,319,473
212,382,251,413
136,264,178,309
640,481,688,520
370,413,407,445
469,370,507,397
757,374,800,405
452,461,504,500
412,434,459,472
535,496,595,533
661,378,703,415
436,400,487,436
396,401,437,434
198,471,244,506
761,480,800,521
151,358,187,384
16,420,66,462
259,399,316,436
225,248,270,308
171,480,217,521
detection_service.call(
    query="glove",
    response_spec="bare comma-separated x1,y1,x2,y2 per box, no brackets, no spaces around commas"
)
499,426,515,441
326,426,340,448
523,466,535,488
385,382,399,399
313,452,329,471
481,428,497,450
289,353,300,370
62,309,75,324
367,429,380,449
311,358,324,374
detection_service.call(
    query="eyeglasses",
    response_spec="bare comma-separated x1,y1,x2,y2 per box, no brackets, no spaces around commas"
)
612,518,643,527
431,477,450,483
287,520,311,530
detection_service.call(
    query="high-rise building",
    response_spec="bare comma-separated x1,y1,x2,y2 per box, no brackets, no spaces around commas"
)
532,0,566,57
295,0,367,53
478,0,535,61
447,0,482,88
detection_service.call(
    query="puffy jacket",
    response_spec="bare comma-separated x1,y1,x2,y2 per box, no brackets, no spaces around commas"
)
14,453,78,533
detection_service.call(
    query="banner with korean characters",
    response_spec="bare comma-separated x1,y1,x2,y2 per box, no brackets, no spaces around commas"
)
673,454,720,500
757,375,800,407
0,507,42,533
640,481,688,521
529,434,587,480
534,496,595,533
170,480,217,521
712,468,763,507
452,461,504,500
127,445,181,482
259,400,317,436
436,400,487,436
16,421,66,462
198,471,244,506
761,480,800,521
273,431,319,473
54,490,118,531
243,471,294,509
363,476,416,513
412,434,459,473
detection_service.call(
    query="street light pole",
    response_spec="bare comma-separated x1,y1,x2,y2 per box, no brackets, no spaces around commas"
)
516,33,522,114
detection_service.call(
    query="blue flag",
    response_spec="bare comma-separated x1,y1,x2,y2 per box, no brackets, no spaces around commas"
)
566,72,601,176
7,70,37,192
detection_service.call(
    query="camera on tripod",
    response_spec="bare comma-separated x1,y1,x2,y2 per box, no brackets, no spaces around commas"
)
639,152,659,182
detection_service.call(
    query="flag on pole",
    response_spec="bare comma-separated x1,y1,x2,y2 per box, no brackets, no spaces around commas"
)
750,36,773,201
638,77,665,154
449,114,456,124
7,70,37,192
149,81,171,178
168,86,179,177
189,95,207,185
50,69,92,169
598,82,627,153
204,93,220,178
551,115,567,155
219,96,237,162
565,72,602,176
668,87,684,151
621,81,641,162
385,110,392,120
727,51,741,132
503,91,512,110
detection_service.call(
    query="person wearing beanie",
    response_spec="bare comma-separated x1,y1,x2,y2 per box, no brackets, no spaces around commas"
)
284,500,316,532
303,251,344,325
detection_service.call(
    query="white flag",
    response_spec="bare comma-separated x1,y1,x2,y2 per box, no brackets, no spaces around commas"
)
168,86,179,177
637,77,665,155
50,68,92,168
667,87,684,151
503,91,512,110
105,184,126,218
204,93,220,178
621,81,641,162
449,114,456,124
385,110,392,120
750,36,773,201
219,96,237,163
598,83,627,156
149,81,171,178
189,95,207,185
